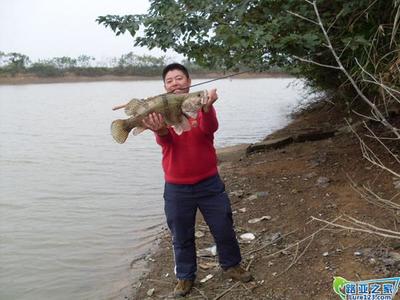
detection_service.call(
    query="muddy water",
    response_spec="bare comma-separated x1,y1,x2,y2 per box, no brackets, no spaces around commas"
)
0,78,306,299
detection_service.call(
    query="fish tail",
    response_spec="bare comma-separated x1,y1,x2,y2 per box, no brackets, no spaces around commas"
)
111,119,130,144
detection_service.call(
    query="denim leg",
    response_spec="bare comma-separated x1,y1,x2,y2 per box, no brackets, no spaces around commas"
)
196,175,242,269
164,182,197,280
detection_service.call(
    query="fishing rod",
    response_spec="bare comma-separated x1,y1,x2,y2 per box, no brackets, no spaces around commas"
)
185,70,249,90
112,70,249,110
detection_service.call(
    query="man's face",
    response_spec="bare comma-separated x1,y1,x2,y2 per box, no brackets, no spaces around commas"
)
164,69,191,94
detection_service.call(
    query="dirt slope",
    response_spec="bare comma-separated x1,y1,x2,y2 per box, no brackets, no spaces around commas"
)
131,103,400,300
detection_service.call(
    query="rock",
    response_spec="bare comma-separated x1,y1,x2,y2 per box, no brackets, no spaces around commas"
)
230,190,244,197
383,251,400,268
264,232,282,244
197,245,217,257
248,215,271,224
354,251,362,256
316,176,331,188
200,274,213,283
246,194,258,201
256,191,269,198
146,288,155,296
246,136,294,154
389,251,400,261
322,252,329,257
240,233,256,241
238,207,247,213
393,179,400,190
304,172,317,180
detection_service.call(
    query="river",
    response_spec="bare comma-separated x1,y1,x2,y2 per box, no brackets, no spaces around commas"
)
0,78,307,299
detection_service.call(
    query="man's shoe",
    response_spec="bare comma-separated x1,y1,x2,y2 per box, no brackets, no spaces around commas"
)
223,265,253,283
173,279,194,298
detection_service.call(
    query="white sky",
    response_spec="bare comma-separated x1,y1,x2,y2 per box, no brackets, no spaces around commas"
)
0,0,182,62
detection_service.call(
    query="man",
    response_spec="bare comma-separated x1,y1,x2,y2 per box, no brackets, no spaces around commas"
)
142,63,252,297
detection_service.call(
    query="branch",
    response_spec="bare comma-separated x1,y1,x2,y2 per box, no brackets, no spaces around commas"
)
293,55,341,70
311,216,400,240
286,10,319,26
307,0,400,139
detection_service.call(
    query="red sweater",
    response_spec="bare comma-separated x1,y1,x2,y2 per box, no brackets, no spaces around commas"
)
155,106,219,184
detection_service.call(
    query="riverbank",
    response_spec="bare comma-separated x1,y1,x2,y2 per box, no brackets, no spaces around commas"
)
0,72,291,85
130,102,399,299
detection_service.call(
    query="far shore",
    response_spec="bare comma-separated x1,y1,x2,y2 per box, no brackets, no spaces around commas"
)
0,72,292,85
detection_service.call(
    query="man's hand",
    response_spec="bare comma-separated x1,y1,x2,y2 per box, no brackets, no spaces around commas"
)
203,88,218,113
142,113,169,136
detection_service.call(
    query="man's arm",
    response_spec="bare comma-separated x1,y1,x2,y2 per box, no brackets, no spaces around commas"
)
202,89,218,113
199,89,219,134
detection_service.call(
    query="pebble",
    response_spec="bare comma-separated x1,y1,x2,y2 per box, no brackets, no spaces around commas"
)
393,178,400,190
197,245,217,257
230,190,244,197
265,232,282,243
322,252,329,257
304,172,317,180
248,216,271,223
354,251,362,256
316,176,331,188
200,274,213,283
240,233,256,241
256,191,269,198
146,288,155,296
246,195,257,201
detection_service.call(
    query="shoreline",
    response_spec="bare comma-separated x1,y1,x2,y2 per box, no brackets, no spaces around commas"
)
130,102,398,299
0,72,292,85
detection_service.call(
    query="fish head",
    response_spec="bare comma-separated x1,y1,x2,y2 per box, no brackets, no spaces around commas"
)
181,90,208,116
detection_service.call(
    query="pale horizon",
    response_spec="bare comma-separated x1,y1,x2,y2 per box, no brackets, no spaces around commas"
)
0,0,183,62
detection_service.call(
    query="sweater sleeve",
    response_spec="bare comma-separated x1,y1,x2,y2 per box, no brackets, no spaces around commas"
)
198,105,219,134
155,130,172,146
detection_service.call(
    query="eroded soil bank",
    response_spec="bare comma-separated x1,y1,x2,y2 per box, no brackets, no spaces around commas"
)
130,102,400,300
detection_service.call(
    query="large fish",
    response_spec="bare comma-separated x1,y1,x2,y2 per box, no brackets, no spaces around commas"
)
111,90,208,143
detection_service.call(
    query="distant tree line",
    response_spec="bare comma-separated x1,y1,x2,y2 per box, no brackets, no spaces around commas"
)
0,51,236,78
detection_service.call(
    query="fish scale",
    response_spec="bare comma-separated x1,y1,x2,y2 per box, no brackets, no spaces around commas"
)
111,90,208,144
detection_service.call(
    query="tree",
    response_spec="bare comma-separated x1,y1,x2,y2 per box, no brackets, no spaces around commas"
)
77,55,95,68
50,56,77,69
97,0,400,102
0,52,30,75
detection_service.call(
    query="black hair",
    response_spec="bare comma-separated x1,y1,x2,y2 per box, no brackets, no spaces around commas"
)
162,63,190,81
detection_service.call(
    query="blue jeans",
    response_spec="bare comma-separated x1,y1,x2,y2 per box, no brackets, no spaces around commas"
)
164,174,242,280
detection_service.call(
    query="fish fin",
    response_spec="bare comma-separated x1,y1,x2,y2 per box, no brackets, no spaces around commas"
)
172,116,191,135
132,126,146,136
183,110,198,119
111,119,130,144
124,98,145,116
